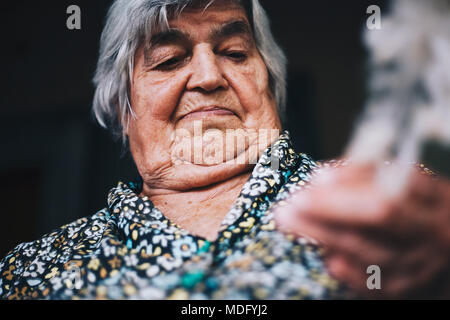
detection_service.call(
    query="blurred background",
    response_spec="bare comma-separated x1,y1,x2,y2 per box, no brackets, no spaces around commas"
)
0,0,387,257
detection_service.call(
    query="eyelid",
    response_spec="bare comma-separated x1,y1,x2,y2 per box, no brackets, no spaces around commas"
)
221,48,249,62
217,43,251,58
225,51,247,57
155,54,190,71
145,48,188,69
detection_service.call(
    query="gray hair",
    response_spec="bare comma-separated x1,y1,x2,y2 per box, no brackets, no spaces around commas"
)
92,0,287,141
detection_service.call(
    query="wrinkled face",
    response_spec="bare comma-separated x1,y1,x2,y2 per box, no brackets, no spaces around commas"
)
128,1,281,191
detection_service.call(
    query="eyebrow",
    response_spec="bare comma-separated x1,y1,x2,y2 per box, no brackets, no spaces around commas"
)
147,19,253,50
208,19,253,43
148,28,192,49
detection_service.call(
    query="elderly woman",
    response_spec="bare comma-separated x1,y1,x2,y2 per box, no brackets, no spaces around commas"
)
1,0,449,300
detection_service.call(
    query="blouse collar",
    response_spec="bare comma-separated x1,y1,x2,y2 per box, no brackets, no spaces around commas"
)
105,130,315,256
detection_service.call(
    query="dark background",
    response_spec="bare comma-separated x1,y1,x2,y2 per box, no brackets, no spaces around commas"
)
0,0,388,257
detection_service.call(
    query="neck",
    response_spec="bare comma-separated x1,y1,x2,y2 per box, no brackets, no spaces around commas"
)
142,169,252,240
142,168,251,199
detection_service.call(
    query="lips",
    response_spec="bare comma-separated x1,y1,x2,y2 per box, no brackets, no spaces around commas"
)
179,106,236,121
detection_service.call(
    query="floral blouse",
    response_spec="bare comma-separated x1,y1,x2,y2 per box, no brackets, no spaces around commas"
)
0,131,346,300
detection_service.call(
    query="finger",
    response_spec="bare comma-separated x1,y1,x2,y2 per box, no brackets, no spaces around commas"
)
326,248,447,299
382,255,447,298
290,210,442,271
282,186,393,229
388,196,448,242
276,212,398,267
322,224,440,275
296,182,446,244
405,170,442,208
274,204,330,246
276,194,447,272
284,212,449,299
300,165,446,229
312,164,375,188
325,253,381,297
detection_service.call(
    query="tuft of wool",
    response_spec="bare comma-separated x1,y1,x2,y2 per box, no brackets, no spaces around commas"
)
345,0,450,195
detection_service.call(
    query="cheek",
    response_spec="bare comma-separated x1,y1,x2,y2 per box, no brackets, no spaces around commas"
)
130,73,186,121
127,81,169,157
127,71,188,171
224,57,272,113
130,50,187,120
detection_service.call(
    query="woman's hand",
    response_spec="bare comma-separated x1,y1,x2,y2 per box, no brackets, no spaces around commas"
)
274,164,450,298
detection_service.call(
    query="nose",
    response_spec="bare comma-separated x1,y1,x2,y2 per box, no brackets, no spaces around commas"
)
186,45,228,92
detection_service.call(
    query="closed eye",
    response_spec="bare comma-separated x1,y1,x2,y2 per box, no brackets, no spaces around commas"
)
226,52,247,61
156,57,183,70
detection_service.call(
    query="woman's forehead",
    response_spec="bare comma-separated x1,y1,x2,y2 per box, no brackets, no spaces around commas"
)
144,5,252,49
167,1,249,31
142,17,254,66
176,0,245,13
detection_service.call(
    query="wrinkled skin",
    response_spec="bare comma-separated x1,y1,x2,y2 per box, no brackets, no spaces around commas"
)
127,2,281,240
